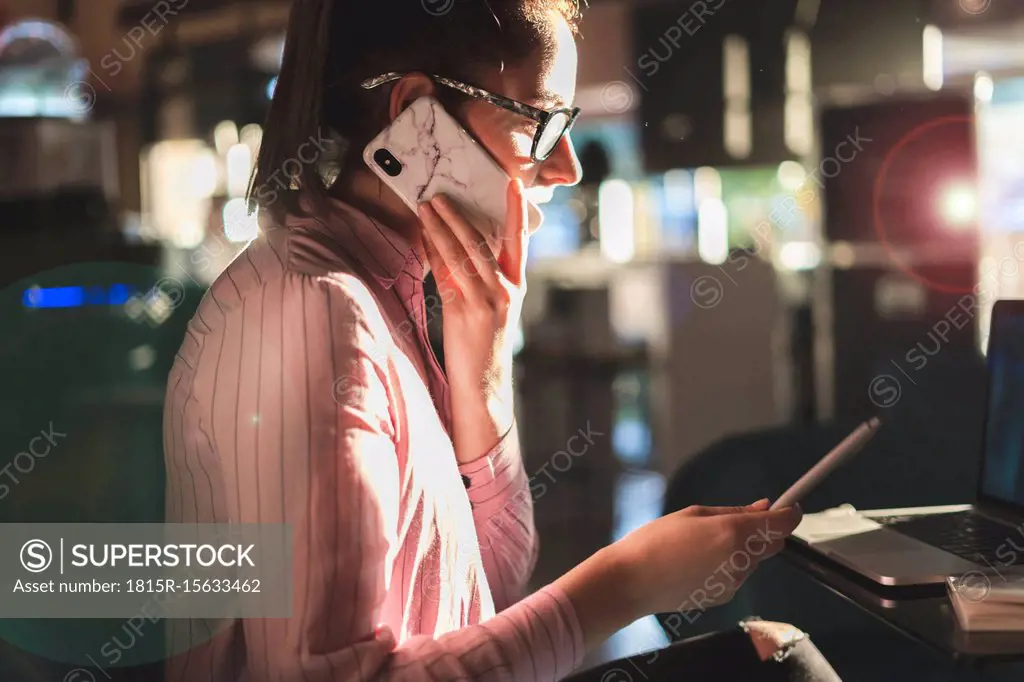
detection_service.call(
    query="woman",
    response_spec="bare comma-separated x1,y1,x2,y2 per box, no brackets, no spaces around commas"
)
162,1,842,680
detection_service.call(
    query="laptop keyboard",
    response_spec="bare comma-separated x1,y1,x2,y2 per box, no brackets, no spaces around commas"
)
877,510,1024,566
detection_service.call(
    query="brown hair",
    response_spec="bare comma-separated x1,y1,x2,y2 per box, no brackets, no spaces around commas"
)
249,0,582,223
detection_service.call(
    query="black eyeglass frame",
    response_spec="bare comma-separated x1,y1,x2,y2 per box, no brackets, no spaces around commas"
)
360,72,580,162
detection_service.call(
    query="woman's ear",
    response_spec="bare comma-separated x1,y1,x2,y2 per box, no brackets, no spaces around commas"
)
388,73,439,121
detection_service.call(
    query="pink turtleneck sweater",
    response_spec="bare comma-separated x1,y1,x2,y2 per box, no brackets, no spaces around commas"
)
162,198,585,682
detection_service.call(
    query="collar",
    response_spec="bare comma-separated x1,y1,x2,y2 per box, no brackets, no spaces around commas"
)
320,197,425,289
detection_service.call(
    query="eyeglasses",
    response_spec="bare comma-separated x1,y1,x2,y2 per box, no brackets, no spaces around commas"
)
360,72,580,163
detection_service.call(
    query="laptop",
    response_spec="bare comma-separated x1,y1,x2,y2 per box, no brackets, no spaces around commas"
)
793,299,1024,586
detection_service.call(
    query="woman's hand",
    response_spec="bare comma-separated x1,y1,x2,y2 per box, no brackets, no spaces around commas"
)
417,178,529,463
614,500,803,616
557,500,804,648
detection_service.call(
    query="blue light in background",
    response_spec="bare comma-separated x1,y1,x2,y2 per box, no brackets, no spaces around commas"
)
22,285,139,309
107,284,131,305
84,286,106,305
23,286,85,308
612,417,652,466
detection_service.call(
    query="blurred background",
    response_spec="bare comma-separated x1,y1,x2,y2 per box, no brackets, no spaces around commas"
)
0,0,1023,680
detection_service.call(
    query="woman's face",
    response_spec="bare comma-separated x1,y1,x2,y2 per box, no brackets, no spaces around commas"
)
460,11,583,222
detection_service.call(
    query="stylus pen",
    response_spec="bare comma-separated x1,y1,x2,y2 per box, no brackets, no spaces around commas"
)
770,417,883,510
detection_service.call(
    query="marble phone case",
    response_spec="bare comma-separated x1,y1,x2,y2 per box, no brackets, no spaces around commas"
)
363,96,509,251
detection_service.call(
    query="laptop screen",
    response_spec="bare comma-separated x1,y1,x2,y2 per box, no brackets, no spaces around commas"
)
980,302,1024,509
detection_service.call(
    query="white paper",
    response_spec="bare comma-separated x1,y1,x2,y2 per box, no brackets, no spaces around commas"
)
793,504,884,543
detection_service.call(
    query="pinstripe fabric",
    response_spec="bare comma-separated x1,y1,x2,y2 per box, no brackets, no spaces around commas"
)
162,198,584,682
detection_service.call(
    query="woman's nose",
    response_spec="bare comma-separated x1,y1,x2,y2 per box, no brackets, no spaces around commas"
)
539,135,583,188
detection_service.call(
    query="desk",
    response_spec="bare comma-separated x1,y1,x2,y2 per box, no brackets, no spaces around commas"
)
783,540,1024,670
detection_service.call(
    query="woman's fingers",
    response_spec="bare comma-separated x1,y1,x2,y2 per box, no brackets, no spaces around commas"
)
417,189,529,317
418,202,472,292
420,227,454,295
681,499,771,517
680,505,744,517
687,503,801,570
429,195,500,291
734,506,804,557
499,178,528,285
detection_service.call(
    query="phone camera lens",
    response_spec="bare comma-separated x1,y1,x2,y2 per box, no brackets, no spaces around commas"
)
373,148,403,177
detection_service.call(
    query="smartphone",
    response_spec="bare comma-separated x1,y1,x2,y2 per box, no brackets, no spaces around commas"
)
363,95,520,253
770,417,882,510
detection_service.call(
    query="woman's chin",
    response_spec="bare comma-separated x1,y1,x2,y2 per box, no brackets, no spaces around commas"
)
526,200,544,234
